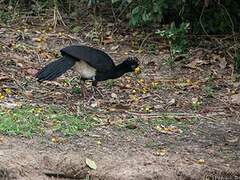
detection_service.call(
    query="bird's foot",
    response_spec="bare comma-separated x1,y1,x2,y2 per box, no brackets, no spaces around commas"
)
91,86,103,98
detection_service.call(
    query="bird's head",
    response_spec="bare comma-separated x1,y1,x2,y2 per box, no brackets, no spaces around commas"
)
123,57,140,74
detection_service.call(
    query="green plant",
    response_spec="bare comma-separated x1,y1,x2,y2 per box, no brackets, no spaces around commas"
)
156,22,189,55
191,97,202,111
156,22,189,66
129,0,167,26
145,139,159,149
163,56,175,67
0,9,13,24
0,105,99,137
203,75,214,97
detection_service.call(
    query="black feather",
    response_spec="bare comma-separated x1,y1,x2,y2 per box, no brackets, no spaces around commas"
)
60,45,115,72
36,56,75,82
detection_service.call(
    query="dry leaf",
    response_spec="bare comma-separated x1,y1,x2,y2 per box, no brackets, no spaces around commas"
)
90,101,98,108
226,136,239,143
0,73,9,81
86,158,97,170
110,45,119,51
26,68,38,75
103,36,114,44
155,125,182,135
112,104,130,110
24,91,33,99
154,149,167,156
111,93,118,99
167,98,176,106
231,94,240,105
184,59,205,71
197,159,205,164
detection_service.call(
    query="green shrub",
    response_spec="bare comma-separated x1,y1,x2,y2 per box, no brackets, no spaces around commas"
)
0,0,239,33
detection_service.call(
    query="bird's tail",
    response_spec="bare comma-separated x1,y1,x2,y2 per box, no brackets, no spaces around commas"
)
36,56,76,82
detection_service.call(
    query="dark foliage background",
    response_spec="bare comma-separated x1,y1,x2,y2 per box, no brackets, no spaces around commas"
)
1,0,240,34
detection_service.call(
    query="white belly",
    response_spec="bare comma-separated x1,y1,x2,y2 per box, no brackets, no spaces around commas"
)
73,60,96,79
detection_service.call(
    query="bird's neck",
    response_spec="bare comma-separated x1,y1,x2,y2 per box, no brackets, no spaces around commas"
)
111,62,129,78
95,62,129,81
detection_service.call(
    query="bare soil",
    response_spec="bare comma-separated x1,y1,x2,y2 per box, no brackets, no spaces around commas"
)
0,19,240,179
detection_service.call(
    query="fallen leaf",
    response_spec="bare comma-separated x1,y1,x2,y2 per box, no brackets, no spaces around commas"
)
96,140,101,145
90,101,100,108
110,45,119,51
111,93,118,99
167,98,176,106
211,54,227,69
0,74,9,81
226,136,239,143
134,66,141,75
184,59,205,71
103,36,114,44
26,68,38,75
154,149,167,156
0,136,4,143
197,159,205,164
51,137,57,143
219,57,227,69
3,88,11,94
155,125,182,134
86,158,97,170
24,91,33,99
112,104,130,110
231,94,240,105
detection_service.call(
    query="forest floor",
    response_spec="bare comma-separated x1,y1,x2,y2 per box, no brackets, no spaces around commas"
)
0,15,240,179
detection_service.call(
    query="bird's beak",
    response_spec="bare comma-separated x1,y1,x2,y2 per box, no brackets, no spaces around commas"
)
134,66,141,75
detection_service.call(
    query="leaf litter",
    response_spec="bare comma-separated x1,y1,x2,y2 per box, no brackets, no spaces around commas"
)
0,19,239,179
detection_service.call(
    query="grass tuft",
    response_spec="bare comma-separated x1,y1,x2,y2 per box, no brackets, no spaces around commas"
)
0,105,99,137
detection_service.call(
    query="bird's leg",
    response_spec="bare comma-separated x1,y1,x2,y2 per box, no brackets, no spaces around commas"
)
72,75,88,99
80,80,88,98
91,79,103,98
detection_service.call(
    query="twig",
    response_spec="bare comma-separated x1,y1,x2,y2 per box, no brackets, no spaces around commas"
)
44,171,67,178
117,0,134,20
52,0,66,30
139,33,153,50
199,4,225,50
125,111,195,117
111,3,117,24
124,111,219,121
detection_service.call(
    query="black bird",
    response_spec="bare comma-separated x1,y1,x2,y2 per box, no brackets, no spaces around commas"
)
36,45,140,87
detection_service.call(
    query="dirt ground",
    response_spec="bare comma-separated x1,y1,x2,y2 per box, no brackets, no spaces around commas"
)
0,18,240,179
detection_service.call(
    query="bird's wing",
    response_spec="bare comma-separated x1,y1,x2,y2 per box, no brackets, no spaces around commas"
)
60,45,115,72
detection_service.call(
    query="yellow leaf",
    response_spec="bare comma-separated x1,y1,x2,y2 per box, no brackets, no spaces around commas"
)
134,66,141,75
155,149,167,156
4,88,11,94
197,159,205,164
125,84,131,88
35,37,43,42
132,89,136,94
86,158,97,170
51,137,57,143
0,94,5,100
0,136,4,143
96,141,101,145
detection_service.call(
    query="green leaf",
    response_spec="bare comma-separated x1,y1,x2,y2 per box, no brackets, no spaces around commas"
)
86,158,97,170
132,6,141,15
